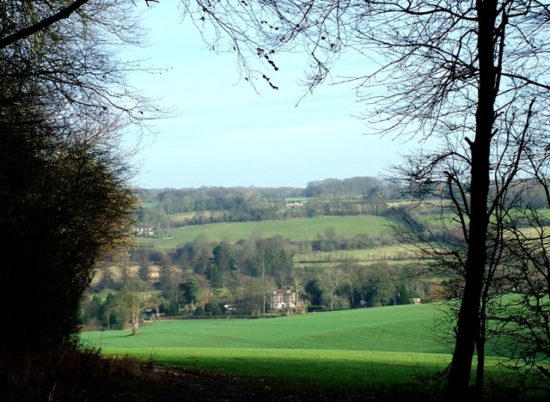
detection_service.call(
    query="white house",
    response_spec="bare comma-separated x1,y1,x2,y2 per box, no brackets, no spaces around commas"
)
270,288,303,312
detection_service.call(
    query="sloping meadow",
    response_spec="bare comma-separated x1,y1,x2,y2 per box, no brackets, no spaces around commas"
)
81,304,521,393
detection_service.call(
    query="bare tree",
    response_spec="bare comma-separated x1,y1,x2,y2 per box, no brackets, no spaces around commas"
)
0,1,161,129
289,266,306,313
116,277,147,336
239,275,274,316
179,0,550,398
323,266,351,311
0,1,159,50
487,144,550,389
392,97,550,395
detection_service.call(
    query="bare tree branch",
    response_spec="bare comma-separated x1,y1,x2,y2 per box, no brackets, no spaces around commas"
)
0,0,91,50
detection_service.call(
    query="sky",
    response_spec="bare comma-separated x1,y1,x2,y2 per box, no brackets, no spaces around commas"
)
123,3,411,189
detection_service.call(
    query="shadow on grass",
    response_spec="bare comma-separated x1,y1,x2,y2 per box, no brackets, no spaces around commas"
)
105,348,547,401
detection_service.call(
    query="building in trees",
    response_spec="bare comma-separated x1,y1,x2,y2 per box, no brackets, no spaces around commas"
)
270,288,303,313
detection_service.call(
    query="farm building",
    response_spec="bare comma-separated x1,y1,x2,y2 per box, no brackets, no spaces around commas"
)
134,226,155,236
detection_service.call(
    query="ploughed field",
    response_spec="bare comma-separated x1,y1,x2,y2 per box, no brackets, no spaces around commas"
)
81,304,512,392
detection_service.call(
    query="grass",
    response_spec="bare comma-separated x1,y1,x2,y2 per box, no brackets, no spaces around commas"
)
97,347,455,389
82,305,451,389
80,304,515,392
138,215,393,249
82,304,447,352
80,304,547,399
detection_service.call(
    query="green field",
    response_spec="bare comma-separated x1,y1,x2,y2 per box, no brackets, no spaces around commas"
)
83,304,446,352
81,304,512,391
139,215,393,249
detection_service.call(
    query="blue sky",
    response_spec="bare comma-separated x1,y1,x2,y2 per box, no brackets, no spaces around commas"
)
124,3,410,189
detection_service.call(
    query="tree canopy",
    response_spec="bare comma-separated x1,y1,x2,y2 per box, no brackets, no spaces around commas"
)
0,0,151,351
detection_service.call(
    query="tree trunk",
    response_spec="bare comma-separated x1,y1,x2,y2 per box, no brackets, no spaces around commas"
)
445,260,486,400
444,2,497,400
131,304,140,335
131,319,139,336
475,291,490,397
262,257,266,315
476,330,486,398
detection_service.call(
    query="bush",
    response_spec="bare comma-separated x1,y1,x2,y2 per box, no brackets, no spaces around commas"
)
161,301,181,316
194,307,206,317
0,124,135,352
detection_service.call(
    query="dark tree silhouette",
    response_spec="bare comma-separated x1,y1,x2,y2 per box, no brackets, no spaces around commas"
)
390,98,549,395
489,186,550,389
0,1,155,351
0,110,136,351
0,1,160,126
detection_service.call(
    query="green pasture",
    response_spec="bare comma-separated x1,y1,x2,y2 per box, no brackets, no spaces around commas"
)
138,215,393,249
82,304,447,352
81,304,518,391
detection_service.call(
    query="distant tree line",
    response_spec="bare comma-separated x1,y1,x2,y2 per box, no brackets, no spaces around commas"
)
304,177,401,198
136,178,550,231
134,177,403,228
82,234,435,329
